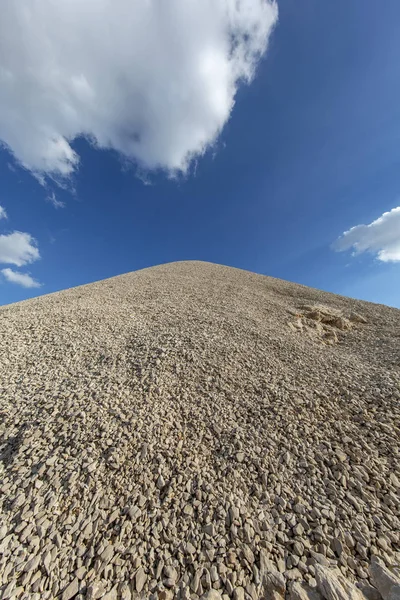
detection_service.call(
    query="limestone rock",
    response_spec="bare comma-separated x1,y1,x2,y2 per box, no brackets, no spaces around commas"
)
62,577,79,600
369,556,400,600
314,565,364,600
289,581,323,600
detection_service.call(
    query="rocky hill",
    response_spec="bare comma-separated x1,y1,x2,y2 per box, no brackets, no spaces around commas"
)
0,261,399,600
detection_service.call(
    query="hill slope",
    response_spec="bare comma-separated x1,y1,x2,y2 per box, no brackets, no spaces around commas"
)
0,261,399,599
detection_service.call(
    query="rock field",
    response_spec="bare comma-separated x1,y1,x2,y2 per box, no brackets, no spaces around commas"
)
0,260,399,600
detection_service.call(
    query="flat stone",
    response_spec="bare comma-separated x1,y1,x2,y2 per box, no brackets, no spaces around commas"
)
62,577,79,600
136,567,147,592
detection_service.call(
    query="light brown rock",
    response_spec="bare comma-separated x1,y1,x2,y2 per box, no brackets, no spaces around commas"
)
369,556,400,600
314,565,364,600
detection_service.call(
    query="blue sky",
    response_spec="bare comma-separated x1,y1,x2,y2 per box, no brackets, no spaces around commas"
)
0,0,400,307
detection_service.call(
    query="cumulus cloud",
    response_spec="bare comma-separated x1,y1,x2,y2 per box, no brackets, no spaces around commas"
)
0,0,278,179
1,268,41,288
0,206,7,220
0,231,40,267
333,207,400,262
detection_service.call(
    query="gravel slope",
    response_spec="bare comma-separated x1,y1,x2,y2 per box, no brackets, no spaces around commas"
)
0,260,399,600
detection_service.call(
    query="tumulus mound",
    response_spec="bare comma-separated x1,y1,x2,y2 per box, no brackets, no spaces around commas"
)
0,261,399,599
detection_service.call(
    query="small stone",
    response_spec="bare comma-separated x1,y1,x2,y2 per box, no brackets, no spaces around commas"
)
204,523,215,536
233,587,245,600
357,566,368,579
136,567,147,592
186,542,196,554
191,570,201,594
293,523,304,536
183,504,194,517
2,581,16,598
293,542,305,557
389,473,399,488
156,475,165,489
128,506,142,521
309,552,332,567
156,558,164,579
100,544,114,565
377,537,389,551
344,532,355,549
87,461,97,473
333,539,343,557
62,577,79,600
23,555,41,572
242,546,255,564
210,566,219,583
335,449,347,462
164,566,178,583
87,582,106,600
109,508,119,523
286,569,303,581
75,566,86,580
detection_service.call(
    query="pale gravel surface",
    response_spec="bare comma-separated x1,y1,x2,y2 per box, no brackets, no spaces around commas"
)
0,260,399,600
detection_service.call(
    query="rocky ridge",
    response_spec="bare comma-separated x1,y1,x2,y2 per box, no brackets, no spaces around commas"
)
0,261,399,600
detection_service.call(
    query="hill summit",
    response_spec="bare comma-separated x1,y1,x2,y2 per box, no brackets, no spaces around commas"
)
0,261,399,600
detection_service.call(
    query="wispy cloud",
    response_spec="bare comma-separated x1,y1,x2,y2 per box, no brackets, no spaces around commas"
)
0,231,40,267
333,207,400,262
0,205,7,220
47,191,65,209
0,0,277,180
1,268,41,288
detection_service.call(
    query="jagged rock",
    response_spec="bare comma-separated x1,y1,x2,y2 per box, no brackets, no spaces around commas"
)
357,582,383,600
259,552,286,600
61,577,79,600
314,564,365,600
289,581,323,600
103,588,118,600
135,568,147,593
86,582,106,600
369,556,400,600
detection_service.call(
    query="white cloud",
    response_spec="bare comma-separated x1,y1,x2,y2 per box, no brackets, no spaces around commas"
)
0,0,277,179
47,191,65,209
1,268,41,288
333,207,400,262
0,205,7,220
0,231,40,266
